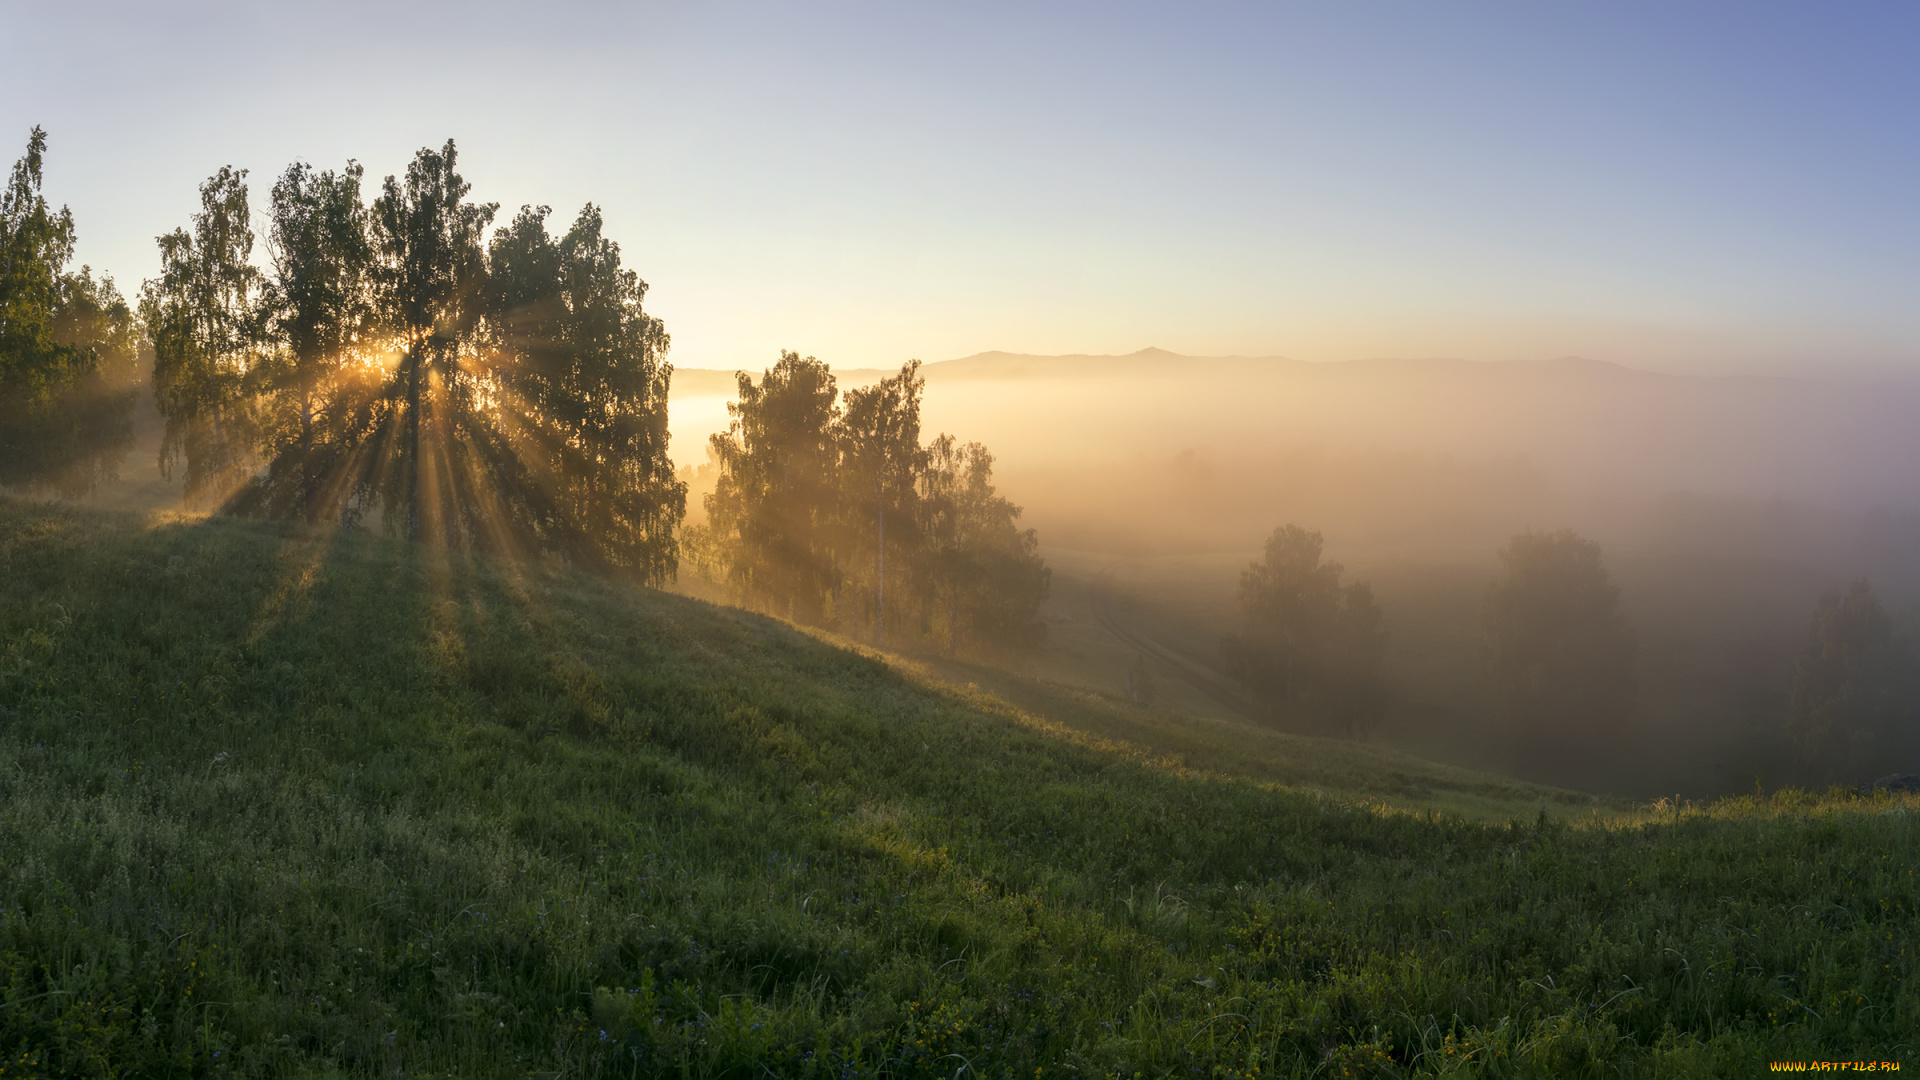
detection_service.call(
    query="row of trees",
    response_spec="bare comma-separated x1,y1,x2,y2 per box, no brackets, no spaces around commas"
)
1474,530,1920,781
142,141,683,580
2,128,1045,642
1219,526,1651,747
686,352,1050,654
0,127,143,497
1220,526,1643,753
1,128,684,582
1222,526,1636,743
1225,522,1916,781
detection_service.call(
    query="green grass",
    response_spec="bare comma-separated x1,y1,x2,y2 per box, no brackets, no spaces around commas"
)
1,497,1915,1077
892,655,1600,823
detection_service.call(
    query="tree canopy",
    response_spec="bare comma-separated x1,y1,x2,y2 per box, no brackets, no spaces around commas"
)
135,139,684,582
692,355,1047,653
700,351,844,622
0,127,140,496
1786,579,1919,782
1223,524,1386,737
1481,528,1635,743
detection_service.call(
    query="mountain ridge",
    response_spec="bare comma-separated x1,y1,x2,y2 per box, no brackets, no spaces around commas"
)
669,348,1779,395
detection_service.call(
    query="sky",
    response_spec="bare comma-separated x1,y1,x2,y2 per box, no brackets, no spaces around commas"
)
5,1,1918,378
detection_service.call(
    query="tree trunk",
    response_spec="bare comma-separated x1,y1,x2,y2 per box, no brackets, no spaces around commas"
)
406,344,421,541
300,386,316,525
874,496,885,647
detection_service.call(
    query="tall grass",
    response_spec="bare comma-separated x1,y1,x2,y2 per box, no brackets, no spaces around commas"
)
0,497,1912,1077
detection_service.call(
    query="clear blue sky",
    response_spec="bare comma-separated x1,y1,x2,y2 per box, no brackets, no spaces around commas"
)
6,1,1917,376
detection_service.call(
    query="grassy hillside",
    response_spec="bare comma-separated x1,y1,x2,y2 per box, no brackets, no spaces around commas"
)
0,498,1914,1077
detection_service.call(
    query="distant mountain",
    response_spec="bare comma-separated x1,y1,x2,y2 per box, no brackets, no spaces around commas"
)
674,348,1690,393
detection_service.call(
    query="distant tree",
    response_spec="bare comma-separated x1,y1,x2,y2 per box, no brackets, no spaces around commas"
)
1223,524,1386,737
368,140,497,542
692,356,1048,644
917,436,1049,653
1481,528,1635,741
142,166,266,504
1321,579,1388,738
1786,580,1919,781
702,352,843,621
0,127,139,496
838,360,925,646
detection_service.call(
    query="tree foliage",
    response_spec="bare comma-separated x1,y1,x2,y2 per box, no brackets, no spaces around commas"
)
138,140,684,582
1786,579,1918,781
1222,524,1386,737
1482,528,1635,740
700,351,844,621
839,360,925,645
238,160,379,522
0,127,139,496
694,355,1047,653
488,205,682,581
143,166,268,503
918,436,1048,653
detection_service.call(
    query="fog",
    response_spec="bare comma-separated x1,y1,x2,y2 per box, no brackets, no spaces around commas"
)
670,349,1920,795
673,348,1920,567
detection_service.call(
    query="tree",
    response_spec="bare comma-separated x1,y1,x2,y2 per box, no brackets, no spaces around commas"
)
139,139,686,568
232,159,380,523
1481,528,1635,741
0,127,138,496
369,140,497,542
838,360,925,646
50,266,144,396
692,356,1049,646
1222,524,1386,737
702,352,843,621
1786,580,1918,782
488,203,683,582
916,436,1049,654
142,166,265,504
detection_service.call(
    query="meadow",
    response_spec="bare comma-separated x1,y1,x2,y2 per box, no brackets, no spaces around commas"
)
0,496,1914,1077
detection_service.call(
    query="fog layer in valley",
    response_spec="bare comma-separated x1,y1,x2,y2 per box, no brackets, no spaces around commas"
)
676,348,1920,562
672,349,1920,795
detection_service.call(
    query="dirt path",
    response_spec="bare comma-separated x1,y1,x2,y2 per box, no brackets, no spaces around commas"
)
1086,586,1261,721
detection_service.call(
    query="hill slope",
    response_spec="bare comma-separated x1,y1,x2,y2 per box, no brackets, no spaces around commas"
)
0,498,1913,1076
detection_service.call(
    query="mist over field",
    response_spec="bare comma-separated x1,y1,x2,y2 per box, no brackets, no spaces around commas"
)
670,349,1920,795
680,348,1920,558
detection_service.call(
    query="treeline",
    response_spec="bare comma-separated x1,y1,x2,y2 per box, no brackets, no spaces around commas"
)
686,352,1049,655
0,128,143,497
1225,522,1918,782
1,128,684,582
1220,525,1652,749
1,128,1047,637
144,142,683,580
